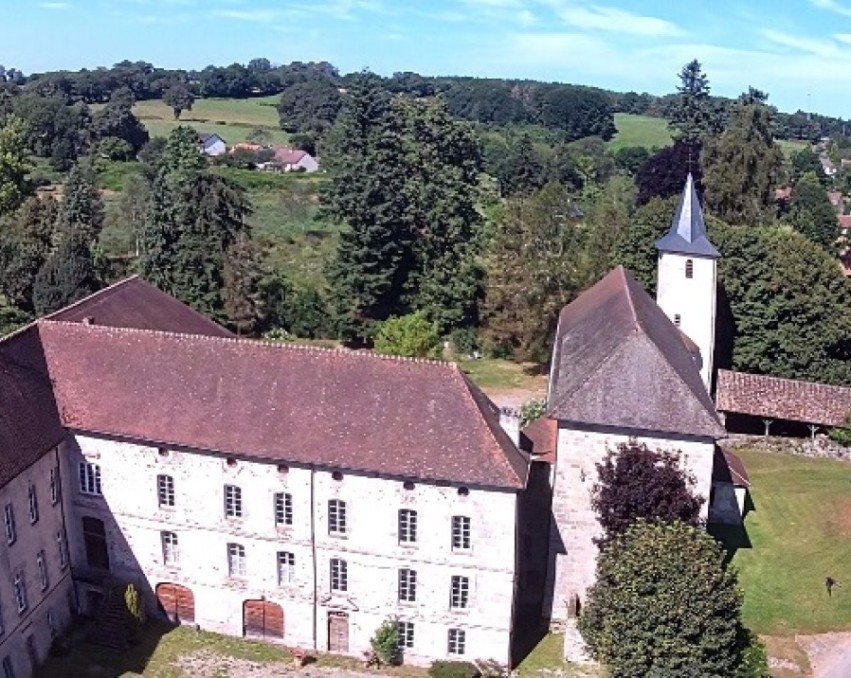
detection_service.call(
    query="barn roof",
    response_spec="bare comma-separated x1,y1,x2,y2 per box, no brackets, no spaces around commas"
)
655,173,720,259
548,266,724,439
716,369,851,428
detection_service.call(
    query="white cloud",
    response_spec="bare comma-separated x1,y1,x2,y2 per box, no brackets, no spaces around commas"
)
212,8,278,22
556,4,684,37
761,29,839,57
810,0,851,18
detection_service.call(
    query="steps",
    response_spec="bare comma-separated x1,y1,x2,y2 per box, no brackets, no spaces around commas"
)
89,586,132,650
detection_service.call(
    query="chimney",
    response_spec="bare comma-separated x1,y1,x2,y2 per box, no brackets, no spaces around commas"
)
499,407,521,446
81,316,95,326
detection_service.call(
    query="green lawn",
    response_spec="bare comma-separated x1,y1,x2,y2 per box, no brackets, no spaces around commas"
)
457,358,548,394
725,448,851,635
776,138,809,158
607,113,673,151
516,633,598,677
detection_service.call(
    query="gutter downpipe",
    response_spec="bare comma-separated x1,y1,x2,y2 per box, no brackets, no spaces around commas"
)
311,465,318,651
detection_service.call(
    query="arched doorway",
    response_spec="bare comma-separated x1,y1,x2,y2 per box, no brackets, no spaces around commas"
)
243,600,284,639
156,583,195,624
82,517,109,571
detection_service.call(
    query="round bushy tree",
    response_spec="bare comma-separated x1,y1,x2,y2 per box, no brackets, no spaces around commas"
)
580,521,746,677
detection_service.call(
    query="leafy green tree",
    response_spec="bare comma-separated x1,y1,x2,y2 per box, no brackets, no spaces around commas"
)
32,230,100,315
612,146,650,176
91,86,149,153
535,85,616,141
580,521,747,678
701,97,783,224
613,195,676,295
0,115,31,216
158,125,205,180
58,159,105,240
591,442,703,548
790,147,826,185
668,59,720,143
788,171,838,249
278,76,343,135
374,312,442,359
221,233,263,336
482,182,585,362
162,84,195,120
583,175,636,284
494,133,548,196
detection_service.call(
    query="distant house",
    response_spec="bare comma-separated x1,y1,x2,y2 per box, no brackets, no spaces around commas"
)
230,142,263,154
828,191,845,212
270,146,319,172
821,156,837,177
839,214,851,237
199,133,227,157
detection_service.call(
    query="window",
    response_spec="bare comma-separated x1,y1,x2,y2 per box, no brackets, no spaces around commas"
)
1,656,12,678
78,462,102,496
685,258,694,279
674,313,682,326
451,515,471,551
450,575,469,609
56,531,67,571
330,558,348,592
398,509,417,544
227,543,246,577
3,505,15,546
274,492,293,526
161,531,179,566
224,485,242,518
36,551,48,591
157,475,175,508
277,551,295,584
397,621,414,650
49,467,59,505
398,568,417,603
448,628,466,655
12,573,27,614
328,499,347,535
28,486,38,525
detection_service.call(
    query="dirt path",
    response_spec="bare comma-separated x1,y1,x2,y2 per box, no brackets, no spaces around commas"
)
797,632,851,676
176,650,410,677
485,388,547,410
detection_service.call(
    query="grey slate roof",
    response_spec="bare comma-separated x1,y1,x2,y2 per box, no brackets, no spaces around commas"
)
655,173,720,259
547,266,725,439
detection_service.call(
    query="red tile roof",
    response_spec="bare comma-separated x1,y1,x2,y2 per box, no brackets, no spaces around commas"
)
716,369,851,428
38,323,529,489
520,417,557,464
273,147,307,165
839,215,851,230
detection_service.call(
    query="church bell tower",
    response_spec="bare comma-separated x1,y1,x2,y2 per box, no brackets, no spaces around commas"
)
655,174,719,392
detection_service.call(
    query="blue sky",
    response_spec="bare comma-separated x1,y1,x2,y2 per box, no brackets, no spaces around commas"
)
8,0,851,116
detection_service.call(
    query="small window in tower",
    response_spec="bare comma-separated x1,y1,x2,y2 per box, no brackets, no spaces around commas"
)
685,259,694,279
674,314,682,326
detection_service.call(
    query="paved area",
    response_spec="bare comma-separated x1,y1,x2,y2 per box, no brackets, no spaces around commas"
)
177,650,393,677
798,632,851,677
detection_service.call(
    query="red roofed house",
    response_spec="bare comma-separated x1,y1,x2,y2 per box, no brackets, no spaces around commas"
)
0,277,532,673
271,146,319,172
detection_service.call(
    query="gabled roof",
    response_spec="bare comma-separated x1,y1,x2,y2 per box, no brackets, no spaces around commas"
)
520,417,557,464
655,173,720,259
37,323,529,489
45,277,234,338
273,147,307,164
547,266,724,439
716,369,851,428
714,447,750,488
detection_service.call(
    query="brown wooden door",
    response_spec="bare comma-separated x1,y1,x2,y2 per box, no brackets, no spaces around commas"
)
82,517,109,570
243,600,284,639
328,611,349,653
156,583,195,624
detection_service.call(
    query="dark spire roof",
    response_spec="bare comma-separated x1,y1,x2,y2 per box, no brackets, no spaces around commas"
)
655,173,720,259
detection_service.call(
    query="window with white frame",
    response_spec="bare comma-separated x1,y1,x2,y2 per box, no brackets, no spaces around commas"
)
450,575,469,609
398,509,417,544
28,486,38,525
2,656,12,678
397,621,414,649
36,551,48,591
3,505,15,546
448,628,466,655
227,543,246,577
274,492,293,526
451,515,471,551
398,568,417,603
161,531,179,566
328,499,347,535
224,485,242,518
157,474,175,507
12,573,27,614
330,558,348,592
49,467,59,505
277,551,295,584
56,531,67,571
78,462,102,496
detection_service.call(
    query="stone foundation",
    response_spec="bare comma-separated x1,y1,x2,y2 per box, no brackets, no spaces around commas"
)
724,434,851,462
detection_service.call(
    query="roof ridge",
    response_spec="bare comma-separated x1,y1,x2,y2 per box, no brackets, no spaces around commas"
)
37,320,458,369
617,265,642,332
40,276,141,321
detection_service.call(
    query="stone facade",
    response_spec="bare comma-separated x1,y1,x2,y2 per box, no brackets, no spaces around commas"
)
60,433,520,667
544,424,715,626
656,251,717,392
0,448,75,678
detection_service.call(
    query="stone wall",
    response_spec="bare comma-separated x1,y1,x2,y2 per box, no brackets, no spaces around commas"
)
723,434,851,462
60,433,519,666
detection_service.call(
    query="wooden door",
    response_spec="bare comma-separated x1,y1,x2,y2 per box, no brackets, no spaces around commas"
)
156,583,195,624
243,600,284,639
328,611,349,653
82,517,110,571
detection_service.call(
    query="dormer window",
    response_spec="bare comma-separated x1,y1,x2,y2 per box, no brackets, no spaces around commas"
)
685,259,694,279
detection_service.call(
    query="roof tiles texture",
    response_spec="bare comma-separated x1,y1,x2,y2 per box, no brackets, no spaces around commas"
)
548,266,724,439
716,369,851,428
655,174,720,259
37,322,528,489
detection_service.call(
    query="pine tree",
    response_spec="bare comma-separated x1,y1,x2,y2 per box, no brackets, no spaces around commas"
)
222,233,263,336
668,60,719,144
32,230,99,315
58,159,104,240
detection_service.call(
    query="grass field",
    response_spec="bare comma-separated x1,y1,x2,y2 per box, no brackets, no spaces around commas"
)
776,138,809,157
725,448,851,635
607,113,673,151
131,96,290,145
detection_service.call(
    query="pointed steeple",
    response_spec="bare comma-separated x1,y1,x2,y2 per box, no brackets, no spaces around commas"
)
654,174,720,258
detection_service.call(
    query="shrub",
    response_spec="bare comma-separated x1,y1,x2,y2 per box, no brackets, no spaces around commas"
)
374,312,442,359
369,618,400,665
427,660,481,678
519,398,547,428
735,628,770,678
